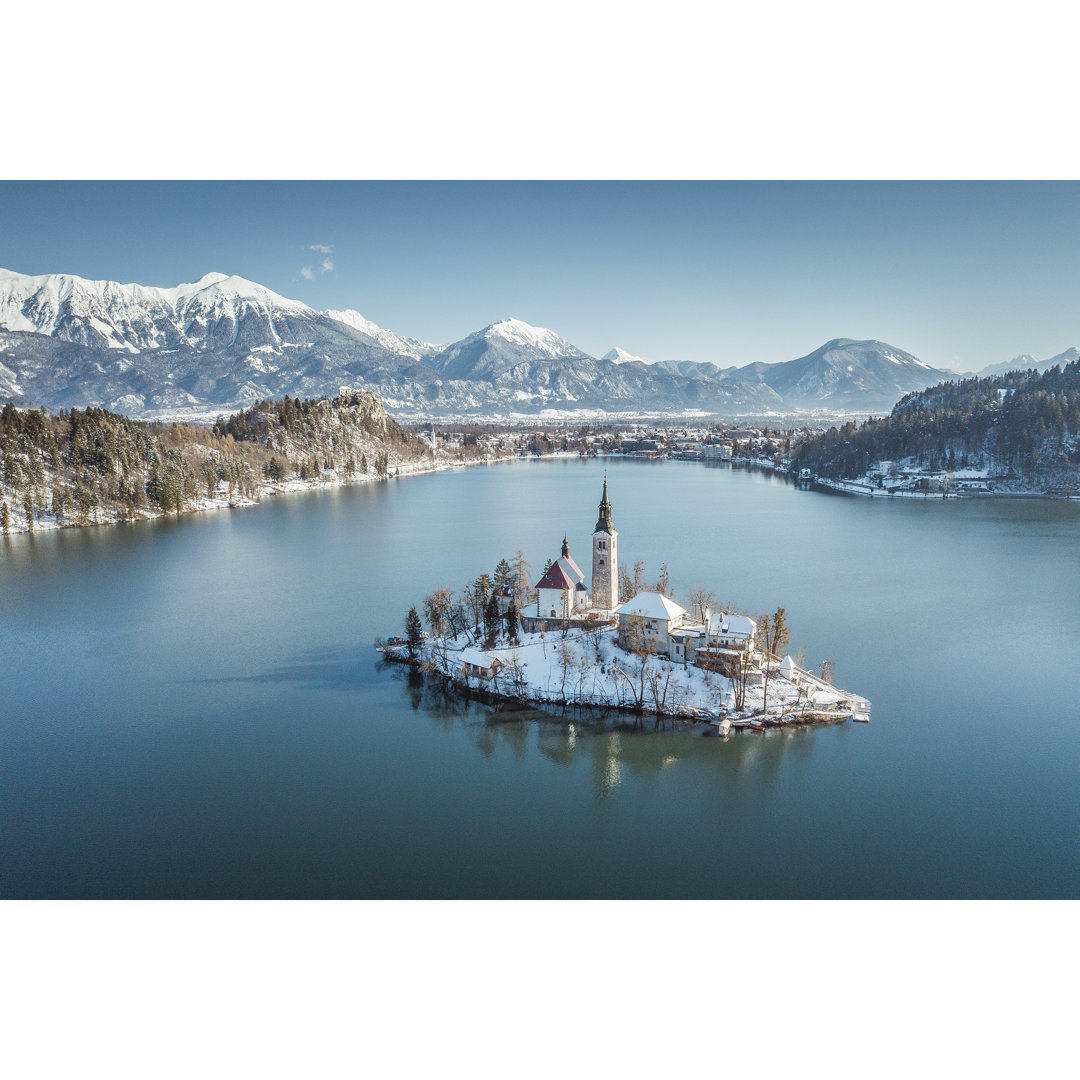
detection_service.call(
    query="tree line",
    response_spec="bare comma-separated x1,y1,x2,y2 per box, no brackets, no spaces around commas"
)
793,362,1080,484
0,391,432,533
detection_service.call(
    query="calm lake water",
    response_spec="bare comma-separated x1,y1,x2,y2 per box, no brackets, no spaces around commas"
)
2,457,1078,898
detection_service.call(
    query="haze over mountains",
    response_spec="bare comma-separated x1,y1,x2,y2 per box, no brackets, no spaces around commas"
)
0,268,1070,422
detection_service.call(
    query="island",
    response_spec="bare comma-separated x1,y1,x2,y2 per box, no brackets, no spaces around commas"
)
382,480,870,734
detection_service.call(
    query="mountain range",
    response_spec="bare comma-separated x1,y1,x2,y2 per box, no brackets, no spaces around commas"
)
1,267,1065,422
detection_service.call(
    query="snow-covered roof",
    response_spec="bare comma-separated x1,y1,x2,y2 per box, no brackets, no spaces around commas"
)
459,648,502,668
555,553,585,584
617,592,687,622
708,612,757,638
779,655,797,676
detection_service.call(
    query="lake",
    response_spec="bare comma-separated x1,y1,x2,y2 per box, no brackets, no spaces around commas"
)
2,457,1078,898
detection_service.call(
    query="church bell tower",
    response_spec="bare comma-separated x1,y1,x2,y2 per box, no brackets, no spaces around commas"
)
591,477,619,611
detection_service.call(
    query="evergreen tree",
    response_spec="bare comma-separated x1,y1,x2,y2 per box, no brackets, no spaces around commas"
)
483,591,501,647
493,557,513,587
405,606,423,661
470,573,493,627
505,597,519,644
1,500,9,533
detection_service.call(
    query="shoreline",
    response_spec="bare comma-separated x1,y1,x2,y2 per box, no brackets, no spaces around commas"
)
0,451,523,538
381,628,871,734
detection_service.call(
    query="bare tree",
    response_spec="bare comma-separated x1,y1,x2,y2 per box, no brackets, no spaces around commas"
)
423,587,453,636
557,641,575,702
512,549,533,609
645,662,676,723
654,563,671,597
686,586,718,623
758,607,790,717
505,655,529,699
575,652,592,703
730,649,750,712
611,655,649,714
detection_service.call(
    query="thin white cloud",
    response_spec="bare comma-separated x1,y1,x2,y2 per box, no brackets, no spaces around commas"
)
298,243,335,281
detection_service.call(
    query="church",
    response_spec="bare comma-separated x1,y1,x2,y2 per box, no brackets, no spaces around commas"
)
520,478,620,633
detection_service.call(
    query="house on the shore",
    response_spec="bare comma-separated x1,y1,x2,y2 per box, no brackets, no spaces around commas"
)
706,612,757,653
459,648,504,681
616,594,761,669
617,591,692,654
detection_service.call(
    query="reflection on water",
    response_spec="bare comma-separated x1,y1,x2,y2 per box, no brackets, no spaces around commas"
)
3,456,1080,897
402,666,831,804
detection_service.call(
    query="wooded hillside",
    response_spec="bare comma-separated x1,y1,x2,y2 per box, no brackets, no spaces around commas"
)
793,362,1080,490
0,388,433,533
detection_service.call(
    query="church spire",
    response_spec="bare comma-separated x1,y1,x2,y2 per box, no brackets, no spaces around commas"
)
594,475,614,533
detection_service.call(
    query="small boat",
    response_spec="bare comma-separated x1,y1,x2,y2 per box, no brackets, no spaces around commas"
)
853,713,870,723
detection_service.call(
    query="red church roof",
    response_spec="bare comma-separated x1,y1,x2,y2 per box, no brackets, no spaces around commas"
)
535,561,577,591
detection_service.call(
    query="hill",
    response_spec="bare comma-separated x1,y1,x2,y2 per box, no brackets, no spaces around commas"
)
0,388,434,533
793,361,1080,493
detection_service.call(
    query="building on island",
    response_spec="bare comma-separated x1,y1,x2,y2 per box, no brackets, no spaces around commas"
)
617,595,760,669
617,592,689,654
459,648,504,681
520,478,621,633
591,477,618,611
516,477,758,673
534,537,589,622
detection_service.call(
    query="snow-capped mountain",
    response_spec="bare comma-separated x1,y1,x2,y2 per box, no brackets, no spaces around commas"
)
977,348,1079,379
758,338,956,412
602,347,651,365
0,268,319,353
0,268,957,420
431,318,591,381
0,268,444,417
323,308,442,362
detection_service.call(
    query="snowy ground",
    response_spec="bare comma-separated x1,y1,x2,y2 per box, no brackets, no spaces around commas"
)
406,627,863,724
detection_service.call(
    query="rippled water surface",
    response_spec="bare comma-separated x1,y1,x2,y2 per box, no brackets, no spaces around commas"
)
2,458,1078,897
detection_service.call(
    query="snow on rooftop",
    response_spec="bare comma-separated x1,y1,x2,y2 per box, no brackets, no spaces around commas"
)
618,592,687,621
459,648,501,668
708,612,757,637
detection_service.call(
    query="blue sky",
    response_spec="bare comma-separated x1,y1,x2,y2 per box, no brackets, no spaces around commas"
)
2,180,1078,373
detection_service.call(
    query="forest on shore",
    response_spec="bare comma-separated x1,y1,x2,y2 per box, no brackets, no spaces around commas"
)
0,388,434,533
793,362,1080,492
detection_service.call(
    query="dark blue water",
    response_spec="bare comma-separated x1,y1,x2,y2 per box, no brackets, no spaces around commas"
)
2,458,1078,897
